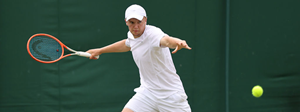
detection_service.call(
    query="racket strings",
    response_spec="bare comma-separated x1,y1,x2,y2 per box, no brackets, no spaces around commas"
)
29,36,62,61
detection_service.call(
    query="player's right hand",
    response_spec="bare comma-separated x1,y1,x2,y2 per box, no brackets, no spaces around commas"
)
86,48,101,60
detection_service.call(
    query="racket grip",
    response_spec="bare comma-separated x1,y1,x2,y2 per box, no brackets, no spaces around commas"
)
75,52,99,59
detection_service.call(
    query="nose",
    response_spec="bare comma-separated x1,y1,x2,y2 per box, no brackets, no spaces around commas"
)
133,24,139,29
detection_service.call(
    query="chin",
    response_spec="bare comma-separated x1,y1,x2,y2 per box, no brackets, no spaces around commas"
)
132,33,140,36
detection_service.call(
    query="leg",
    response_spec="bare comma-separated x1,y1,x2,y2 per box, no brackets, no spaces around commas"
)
122,108,134,112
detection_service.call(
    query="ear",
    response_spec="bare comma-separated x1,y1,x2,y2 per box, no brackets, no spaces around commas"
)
144,17,147,24
125,19,128,26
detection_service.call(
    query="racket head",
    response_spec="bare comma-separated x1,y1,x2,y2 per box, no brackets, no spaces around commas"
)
27,33,65,63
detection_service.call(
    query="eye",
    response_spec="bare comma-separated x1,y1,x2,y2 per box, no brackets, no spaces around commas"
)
130,21,134,24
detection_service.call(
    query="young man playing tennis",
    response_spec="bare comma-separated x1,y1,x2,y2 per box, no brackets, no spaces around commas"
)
87,4,192,112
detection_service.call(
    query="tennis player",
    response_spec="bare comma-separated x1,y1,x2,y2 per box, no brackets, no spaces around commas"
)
87,4,192,112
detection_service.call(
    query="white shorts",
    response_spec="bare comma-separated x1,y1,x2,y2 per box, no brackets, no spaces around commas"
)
124,89,191,112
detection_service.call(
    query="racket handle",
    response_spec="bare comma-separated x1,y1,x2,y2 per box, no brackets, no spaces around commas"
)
75,52,99,59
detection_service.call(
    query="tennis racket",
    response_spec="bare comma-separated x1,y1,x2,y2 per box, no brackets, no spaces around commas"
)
26,33,99,63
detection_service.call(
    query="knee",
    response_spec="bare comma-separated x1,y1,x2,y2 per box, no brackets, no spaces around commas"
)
122,108,134,112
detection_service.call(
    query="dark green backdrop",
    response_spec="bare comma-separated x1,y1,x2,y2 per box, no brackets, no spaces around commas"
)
1,0,299,112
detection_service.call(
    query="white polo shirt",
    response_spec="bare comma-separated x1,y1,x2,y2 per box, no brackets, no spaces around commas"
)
125,25,186,99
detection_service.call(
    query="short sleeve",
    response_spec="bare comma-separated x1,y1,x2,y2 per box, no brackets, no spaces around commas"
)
125,31,134,47
151,27,168,48
125,39,130,47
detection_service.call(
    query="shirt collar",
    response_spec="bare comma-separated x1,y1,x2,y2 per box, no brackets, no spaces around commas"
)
127,26,147,41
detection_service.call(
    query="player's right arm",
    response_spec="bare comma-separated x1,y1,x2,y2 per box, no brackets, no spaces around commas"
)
86,39,130,59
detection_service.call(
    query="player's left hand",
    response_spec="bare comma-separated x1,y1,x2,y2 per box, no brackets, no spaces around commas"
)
172,40,192,54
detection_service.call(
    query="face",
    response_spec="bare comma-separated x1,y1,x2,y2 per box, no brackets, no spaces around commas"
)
126,17,147,38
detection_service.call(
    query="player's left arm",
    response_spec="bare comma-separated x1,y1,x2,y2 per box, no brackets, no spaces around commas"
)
160,35,192,54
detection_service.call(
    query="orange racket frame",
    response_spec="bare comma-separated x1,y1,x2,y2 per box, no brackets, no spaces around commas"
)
27,33,98,63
